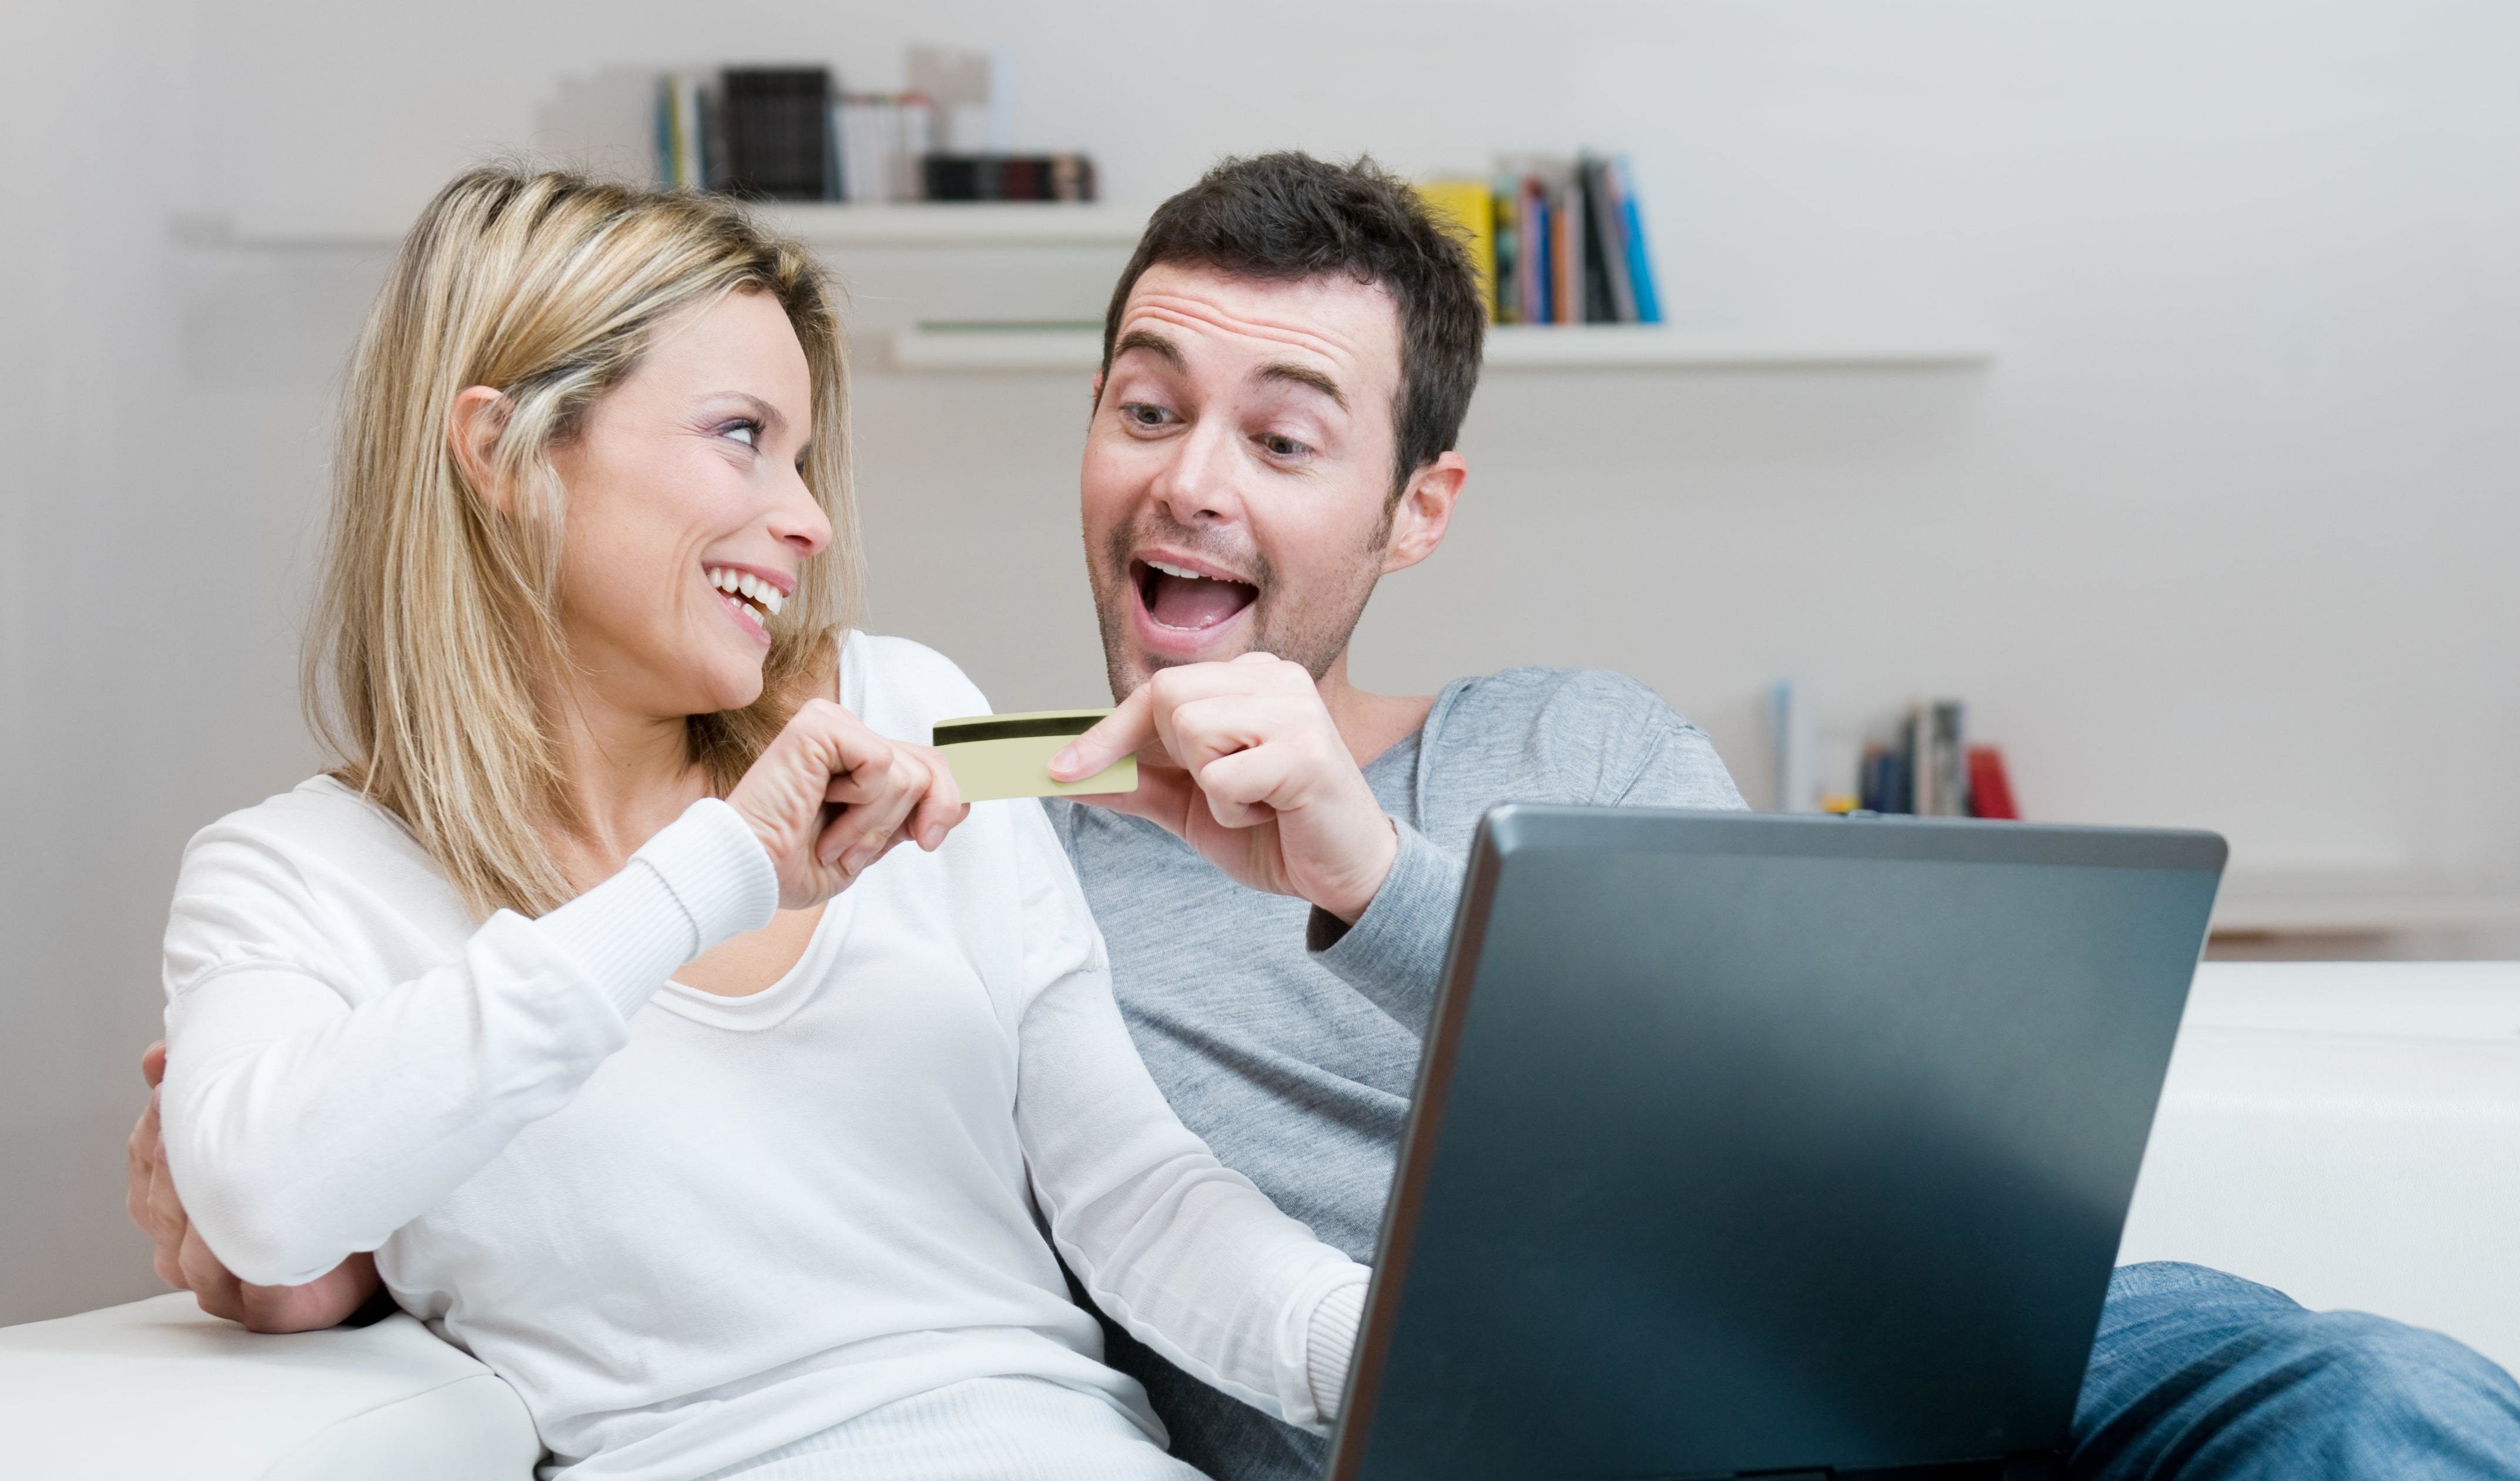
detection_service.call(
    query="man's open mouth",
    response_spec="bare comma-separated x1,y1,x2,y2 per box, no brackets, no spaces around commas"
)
1133,558,1259,631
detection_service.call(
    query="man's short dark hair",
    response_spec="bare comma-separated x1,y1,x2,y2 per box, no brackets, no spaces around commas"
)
1100,152,1487,500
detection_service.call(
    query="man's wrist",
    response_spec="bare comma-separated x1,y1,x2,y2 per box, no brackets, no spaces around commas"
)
1322,814,1401,924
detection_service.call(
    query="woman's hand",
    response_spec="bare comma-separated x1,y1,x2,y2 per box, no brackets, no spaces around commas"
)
128,1041,384,1332
727,698,969,910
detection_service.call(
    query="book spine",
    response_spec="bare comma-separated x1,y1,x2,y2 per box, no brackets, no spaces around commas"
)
1522,183,1542,322
1587,155,1638,323
1612,155,1661,323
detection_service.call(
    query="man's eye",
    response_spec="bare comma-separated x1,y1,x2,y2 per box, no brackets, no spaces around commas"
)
1123,403,1171,428
1262,434,1310,458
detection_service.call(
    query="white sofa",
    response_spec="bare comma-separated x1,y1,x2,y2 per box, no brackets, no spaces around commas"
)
5,960,2514,1480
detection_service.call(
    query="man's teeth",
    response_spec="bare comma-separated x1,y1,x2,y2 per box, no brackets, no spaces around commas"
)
1146,559,1221,582
705,566,784,617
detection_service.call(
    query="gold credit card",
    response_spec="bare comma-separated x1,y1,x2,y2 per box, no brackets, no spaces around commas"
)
931,710,1137,803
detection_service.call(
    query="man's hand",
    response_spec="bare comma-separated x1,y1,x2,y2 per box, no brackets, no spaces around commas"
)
1050,653,1398,923
129,1041,383,1332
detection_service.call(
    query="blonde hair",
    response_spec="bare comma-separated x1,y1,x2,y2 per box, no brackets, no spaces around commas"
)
308,166,860,918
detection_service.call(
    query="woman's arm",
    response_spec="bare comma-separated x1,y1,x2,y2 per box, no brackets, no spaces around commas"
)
1003,808,1371,1433
160,797,778,1286
162,698,960,1290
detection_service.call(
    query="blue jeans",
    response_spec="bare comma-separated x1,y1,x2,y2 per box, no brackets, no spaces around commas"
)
2072,1263,2520,1479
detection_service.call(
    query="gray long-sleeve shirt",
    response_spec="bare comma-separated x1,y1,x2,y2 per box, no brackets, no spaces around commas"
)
1049,666,1746,1480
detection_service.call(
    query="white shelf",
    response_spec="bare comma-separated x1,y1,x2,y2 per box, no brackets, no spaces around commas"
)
201,202,1152,250
889,322,1996,372
2210,871,2520,935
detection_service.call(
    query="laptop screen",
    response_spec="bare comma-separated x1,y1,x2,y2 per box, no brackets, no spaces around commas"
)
1333,807,2223,1481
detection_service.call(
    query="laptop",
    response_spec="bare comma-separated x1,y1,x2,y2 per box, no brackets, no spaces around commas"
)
1326,805,2226,1481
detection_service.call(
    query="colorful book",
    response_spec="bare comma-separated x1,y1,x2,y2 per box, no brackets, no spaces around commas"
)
1608,155,1661,323
1413,180,1497,322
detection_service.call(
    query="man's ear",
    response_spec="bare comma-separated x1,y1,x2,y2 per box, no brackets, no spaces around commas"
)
1088,370,1105,419
1380,450,1467,576
446,386,511,514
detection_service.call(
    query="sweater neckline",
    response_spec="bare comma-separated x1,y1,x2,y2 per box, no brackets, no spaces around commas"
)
654,887,855,1031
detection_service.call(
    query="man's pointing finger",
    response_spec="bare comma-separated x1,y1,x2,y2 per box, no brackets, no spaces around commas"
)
1051,683,1158,781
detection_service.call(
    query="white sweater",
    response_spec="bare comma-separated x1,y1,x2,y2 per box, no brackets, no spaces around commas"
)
158,634,1370,1481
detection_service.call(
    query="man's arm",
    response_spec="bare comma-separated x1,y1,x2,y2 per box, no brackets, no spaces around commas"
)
1053,661,1743,1038
1314,673,1744,1032
128,1041,385,1332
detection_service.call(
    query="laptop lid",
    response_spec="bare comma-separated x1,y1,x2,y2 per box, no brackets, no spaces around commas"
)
1328,806,2226,1481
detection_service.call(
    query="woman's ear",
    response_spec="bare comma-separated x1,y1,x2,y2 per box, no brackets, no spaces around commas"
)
446,386,511,514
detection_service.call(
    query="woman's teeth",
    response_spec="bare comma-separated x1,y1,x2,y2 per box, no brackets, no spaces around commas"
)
705,566,784,619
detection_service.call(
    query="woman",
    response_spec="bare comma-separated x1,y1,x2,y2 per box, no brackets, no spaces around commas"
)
153,167,1367,1481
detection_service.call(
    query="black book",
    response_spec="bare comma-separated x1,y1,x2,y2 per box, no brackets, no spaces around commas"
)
720,67,832,200
922,153,1099,203
1578,159,1618,322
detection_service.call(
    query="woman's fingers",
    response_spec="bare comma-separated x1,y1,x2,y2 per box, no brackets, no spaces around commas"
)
898,745,966,851
733,701,980,907
177,1223,246,1323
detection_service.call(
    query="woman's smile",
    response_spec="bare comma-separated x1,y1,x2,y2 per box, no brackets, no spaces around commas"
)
705,563,789,649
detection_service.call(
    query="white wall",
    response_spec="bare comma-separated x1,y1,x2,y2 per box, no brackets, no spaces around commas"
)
4,0,2515,1326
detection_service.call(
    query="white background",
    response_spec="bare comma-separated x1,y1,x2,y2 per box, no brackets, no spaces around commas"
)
2,0,2514,1324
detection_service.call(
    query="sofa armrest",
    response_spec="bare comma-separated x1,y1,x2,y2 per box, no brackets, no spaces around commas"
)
0,1292,539,1481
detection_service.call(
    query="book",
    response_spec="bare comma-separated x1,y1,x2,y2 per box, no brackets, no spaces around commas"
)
1768,681,1818,813
1608,155,1662,323
1578,158,1617,322
1927,700,1968,817
720,68,832,200
921,154,1099,202
1413,180,1497,322
656,73,711,189
1584,155,1638,323
1491,165,1522,323
1966,746,2020,820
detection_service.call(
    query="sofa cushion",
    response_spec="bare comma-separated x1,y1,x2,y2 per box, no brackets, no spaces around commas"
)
2120,960,2520,1376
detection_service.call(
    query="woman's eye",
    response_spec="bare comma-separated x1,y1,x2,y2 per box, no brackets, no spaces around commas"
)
721,420,761,448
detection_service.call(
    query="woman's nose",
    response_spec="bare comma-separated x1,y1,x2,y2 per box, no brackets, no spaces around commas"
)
772,468,834,556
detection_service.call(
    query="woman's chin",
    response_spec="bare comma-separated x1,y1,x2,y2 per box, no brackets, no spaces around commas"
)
672,654,768,718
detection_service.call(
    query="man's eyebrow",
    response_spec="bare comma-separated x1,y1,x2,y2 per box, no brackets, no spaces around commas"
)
1112,329,1184,369
1256,360,1346,411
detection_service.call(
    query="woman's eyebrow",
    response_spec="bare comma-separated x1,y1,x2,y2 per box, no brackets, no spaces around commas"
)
708,392,786,432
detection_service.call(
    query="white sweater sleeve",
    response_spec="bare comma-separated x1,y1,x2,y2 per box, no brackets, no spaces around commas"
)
1003,805,1372,1434
159,797,777,1286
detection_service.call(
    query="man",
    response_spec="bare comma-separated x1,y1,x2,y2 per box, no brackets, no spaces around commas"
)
132,153,2520,1479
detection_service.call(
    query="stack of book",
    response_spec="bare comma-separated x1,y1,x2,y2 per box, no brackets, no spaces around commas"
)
1853,700,2019,820
1768,684,2022,820
655,68,1096,204
1415,154,1662,326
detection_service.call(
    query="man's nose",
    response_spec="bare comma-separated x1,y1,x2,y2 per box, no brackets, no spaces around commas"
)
1148,417,1244,528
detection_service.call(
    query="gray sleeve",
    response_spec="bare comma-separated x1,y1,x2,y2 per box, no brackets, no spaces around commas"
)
1303,821,1464,1035
1612,712,1751,813
1305,671,1746,1034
